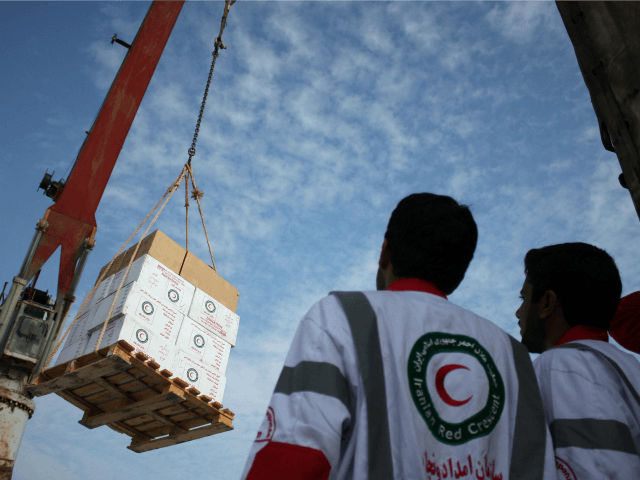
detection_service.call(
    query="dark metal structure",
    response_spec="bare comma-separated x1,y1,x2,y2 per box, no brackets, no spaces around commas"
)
557,2,640,221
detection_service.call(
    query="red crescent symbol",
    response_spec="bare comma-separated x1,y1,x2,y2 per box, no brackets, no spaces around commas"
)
435,364,472,407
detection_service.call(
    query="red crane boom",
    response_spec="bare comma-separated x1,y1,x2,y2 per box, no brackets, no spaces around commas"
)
27,1,184,298
0,3,184,476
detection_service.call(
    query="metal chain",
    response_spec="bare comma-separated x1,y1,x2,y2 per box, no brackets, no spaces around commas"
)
187,46,220,161
182,0,234,271
185,172,190,251
187,0,234,162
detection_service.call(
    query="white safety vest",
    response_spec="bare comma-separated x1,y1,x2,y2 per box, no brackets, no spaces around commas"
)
534,339,640,480
241,290,557,480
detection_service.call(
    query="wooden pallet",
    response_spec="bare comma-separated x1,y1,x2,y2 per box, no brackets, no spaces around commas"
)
27,340,234,453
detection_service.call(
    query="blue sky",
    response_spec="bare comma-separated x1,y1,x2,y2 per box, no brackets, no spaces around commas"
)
2,2,640,479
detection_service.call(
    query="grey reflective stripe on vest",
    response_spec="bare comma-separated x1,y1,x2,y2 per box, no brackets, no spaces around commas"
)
508,336,549,480
550,418,638,454
333,291,394,480
274,361,352,411
553,343,640,408
550,343,640,454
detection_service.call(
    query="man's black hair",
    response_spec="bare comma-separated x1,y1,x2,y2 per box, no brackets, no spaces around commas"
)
524,242,622,330
385,193,478,295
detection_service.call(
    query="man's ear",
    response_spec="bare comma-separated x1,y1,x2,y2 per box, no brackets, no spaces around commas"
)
537,290,559,319
379,239,391,269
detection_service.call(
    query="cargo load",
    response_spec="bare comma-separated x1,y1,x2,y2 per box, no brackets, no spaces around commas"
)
55,230,239,404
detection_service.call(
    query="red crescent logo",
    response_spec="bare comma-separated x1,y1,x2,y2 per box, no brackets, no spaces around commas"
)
555,456,578,480
435,364,472,407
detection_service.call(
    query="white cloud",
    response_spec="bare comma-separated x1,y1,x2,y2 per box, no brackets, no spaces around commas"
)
578,125,600,144
359,8,395,55
85,41,126,90
234,30,283,81
100,4,143,40
440,42,473,72
538,157,573,173
449,167,484,199
398,6,443,55
485,2,558,45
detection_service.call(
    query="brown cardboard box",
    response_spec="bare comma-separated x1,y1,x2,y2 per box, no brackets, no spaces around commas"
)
93,230,238,313
95,231,185,285
95,263,112,286
126,230,186,273
116,249,136,274
180,252,239,313
95,253,123,285
108,250,129,275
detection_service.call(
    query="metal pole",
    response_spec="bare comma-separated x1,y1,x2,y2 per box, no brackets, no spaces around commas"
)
0,279,27,347
31,239,92,377
17,223,46,280
0,374,35,479
66,239,93,301
0,220,48,478
0,221,48,345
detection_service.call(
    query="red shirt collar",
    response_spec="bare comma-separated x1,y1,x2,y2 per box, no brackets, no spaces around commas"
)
556,325,609,346
386,278,447,299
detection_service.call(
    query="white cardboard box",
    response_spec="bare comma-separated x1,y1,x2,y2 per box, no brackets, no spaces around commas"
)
188,289,240,346
175,317,231,374
76,289,99,321
86,314,179,368
79,291,93,312
89,281,183,342
105,268,128,298
79,276,113,314
94,274,114,304
105,255,195,315
90,282,135,331
54,336,89,366
65,305,97,346
172,349,227,403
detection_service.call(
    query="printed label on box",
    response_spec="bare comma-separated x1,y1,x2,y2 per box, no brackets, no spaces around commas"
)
188,289,240,346
90,282,135,331
86,314,179,368
79,291,92,312
78,283,106,318
86,320,119,352
176,317,231,374
106,268,128,297
172,350,227,403
90,282,182,342
66,305,96,346
140,256,195,315
94,275,113,303
55,336,89,366
106,255,195,315
131,290,181,341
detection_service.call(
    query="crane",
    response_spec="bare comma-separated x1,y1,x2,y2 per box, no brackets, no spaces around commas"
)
0,2,183,477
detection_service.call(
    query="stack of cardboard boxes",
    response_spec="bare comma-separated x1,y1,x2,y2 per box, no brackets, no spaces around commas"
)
55,231,239,404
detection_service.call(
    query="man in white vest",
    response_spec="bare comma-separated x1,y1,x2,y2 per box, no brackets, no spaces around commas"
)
516,242,640,479
241,193,557,480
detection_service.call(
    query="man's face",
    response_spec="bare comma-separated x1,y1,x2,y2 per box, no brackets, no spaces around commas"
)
516,277,547,353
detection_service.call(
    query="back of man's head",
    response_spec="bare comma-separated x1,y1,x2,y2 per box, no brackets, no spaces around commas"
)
524,242,622,330
385,193,478,295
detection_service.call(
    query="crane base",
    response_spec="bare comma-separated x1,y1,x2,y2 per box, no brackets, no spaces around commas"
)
27,341,234,452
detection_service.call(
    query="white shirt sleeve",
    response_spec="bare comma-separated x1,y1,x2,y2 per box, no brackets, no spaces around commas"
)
534,349,640,480
240,299,357,480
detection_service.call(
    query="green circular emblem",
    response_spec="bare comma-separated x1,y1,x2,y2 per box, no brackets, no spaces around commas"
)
407,332,505,445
